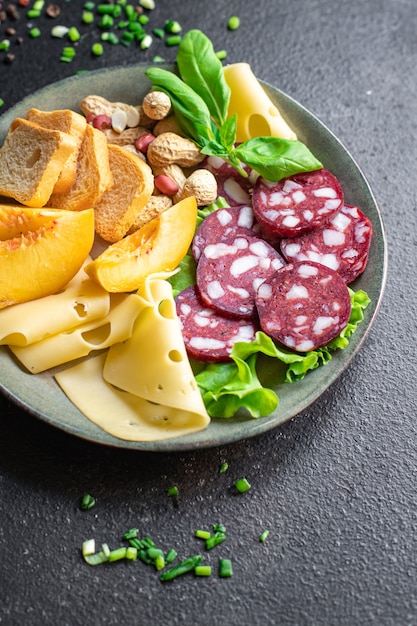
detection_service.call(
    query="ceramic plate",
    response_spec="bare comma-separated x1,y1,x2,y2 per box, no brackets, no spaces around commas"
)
0,65,387,451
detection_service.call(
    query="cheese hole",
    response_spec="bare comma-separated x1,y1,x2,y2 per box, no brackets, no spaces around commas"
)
158,298,176,319
81,322,111,346
168,349,183,362
74,302,88,318
247,113,271,138
26,148,41,168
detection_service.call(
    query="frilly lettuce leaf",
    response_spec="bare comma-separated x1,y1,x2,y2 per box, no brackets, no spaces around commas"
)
194,288,371,418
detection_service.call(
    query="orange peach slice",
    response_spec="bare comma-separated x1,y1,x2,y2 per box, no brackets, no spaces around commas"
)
0,204,95,309
85,196,197,293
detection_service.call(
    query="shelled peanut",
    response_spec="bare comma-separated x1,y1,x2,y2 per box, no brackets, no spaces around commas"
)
80,91,218,231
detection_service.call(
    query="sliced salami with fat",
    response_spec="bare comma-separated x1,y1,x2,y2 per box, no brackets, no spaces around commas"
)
192,205,261,261
196,234,286,318
176,285,259,362
252,168,344,238
255,261,351,352
203,155,254,206
280,204,372,284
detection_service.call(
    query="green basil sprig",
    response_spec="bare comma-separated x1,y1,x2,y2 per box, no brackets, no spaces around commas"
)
145,30,322,182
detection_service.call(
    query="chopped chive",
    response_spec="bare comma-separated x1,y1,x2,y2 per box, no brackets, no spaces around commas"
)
227,16,240,31
139,0,155,9
97,3,118,14
126,547,138,560
109,547,127,562
195,565,211,577
259,529,270,543
29,27,41,38
80,493,95,510
27,9,41,18
120,31,134,45
219,558,233,578
98,14,114,28
128,538,143,550
152,28,165,39
219,462,229,474
82,10,94,23
51,25,70,38
82,539,96,556
234,477,251,493
147,547,164,560
128,21,143,32
212,523,226,534
138,14,149,25
0,40,10,51
164,20,181,34
165,548,177,564
68,26,81,42
61,46,76,58
124,4,136,20
84,1,95,9
167,485,179,496
154,554,165,570
152,55,165,62
205,532,226,550
0,99,4,109
84,550,109,566
91,42,104,55
138,549,153,564
123,528,139,540
160,555,203,582
101,543,111,558
33,0,45,9
195,529,211,540
216,50,227,61
141,536,155,549
165,34,181,47
140,34,152,49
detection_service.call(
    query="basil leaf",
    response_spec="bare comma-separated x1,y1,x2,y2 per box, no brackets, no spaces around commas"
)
176,29,230,127
234,137,323,181
219,114,237,152
145,67,214,146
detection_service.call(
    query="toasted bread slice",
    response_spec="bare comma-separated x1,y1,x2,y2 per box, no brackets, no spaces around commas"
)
94,144,154,243
25,108,87,194
47,124,113,212
0,118,77,207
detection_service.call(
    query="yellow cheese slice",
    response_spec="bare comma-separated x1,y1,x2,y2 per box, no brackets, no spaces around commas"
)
103,276,209,418
223,63,297,142
0,261,110,346
10,292,143,373
55,353,209,442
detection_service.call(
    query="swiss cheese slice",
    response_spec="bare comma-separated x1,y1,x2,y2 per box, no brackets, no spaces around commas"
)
223,63,297,142
10,292,143,373
55,353,209,442
0,261,110,346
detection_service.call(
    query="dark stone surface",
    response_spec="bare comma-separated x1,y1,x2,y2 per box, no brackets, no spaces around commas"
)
0,0,415,624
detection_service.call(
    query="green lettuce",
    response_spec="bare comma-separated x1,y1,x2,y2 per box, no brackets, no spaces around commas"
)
194,289,371,418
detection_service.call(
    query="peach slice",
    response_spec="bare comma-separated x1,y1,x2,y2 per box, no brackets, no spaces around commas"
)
85,196,197,293
0,203,95,309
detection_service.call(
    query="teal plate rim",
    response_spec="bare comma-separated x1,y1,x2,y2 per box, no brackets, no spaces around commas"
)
0,64,388,452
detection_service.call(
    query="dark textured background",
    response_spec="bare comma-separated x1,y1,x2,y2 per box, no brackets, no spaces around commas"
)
0,1,414,624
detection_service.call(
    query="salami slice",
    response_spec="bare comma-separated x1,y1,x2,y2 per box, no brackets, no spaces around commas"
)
280,204,372,284
176,285,259,362
252,168,344,238
203,155,254,206
196,234,286,318
192,205,261,261
255,261,351,352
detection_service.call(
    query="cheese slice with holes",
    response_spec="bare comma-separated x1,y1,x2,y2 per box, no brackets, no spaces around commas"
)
55,275,210,441
0,260,110,346
10,292,142,373
223,63,297,142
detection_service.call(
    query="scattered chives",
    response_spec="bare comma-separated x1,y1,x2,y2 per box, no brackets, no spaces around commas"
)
219,462,229,474
68,26,81,42
0,99,4,108
165,548,177,564
234,477,251,493
195,565,211,577
165,35,181,47
167,485,179,496
139,0,155,9
164,20,181,34
259,529,270,543
123,528,139,540
160,555,203,582
219,558,233,578
228,16,240,31
126,547,138,560
91,42,104,55
216,50,227,61
51,25,69,38
82,539,96,556
108,547,127,562
195,529,211,540
80,493,95,510
205,532,226,550
29,27,41,38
